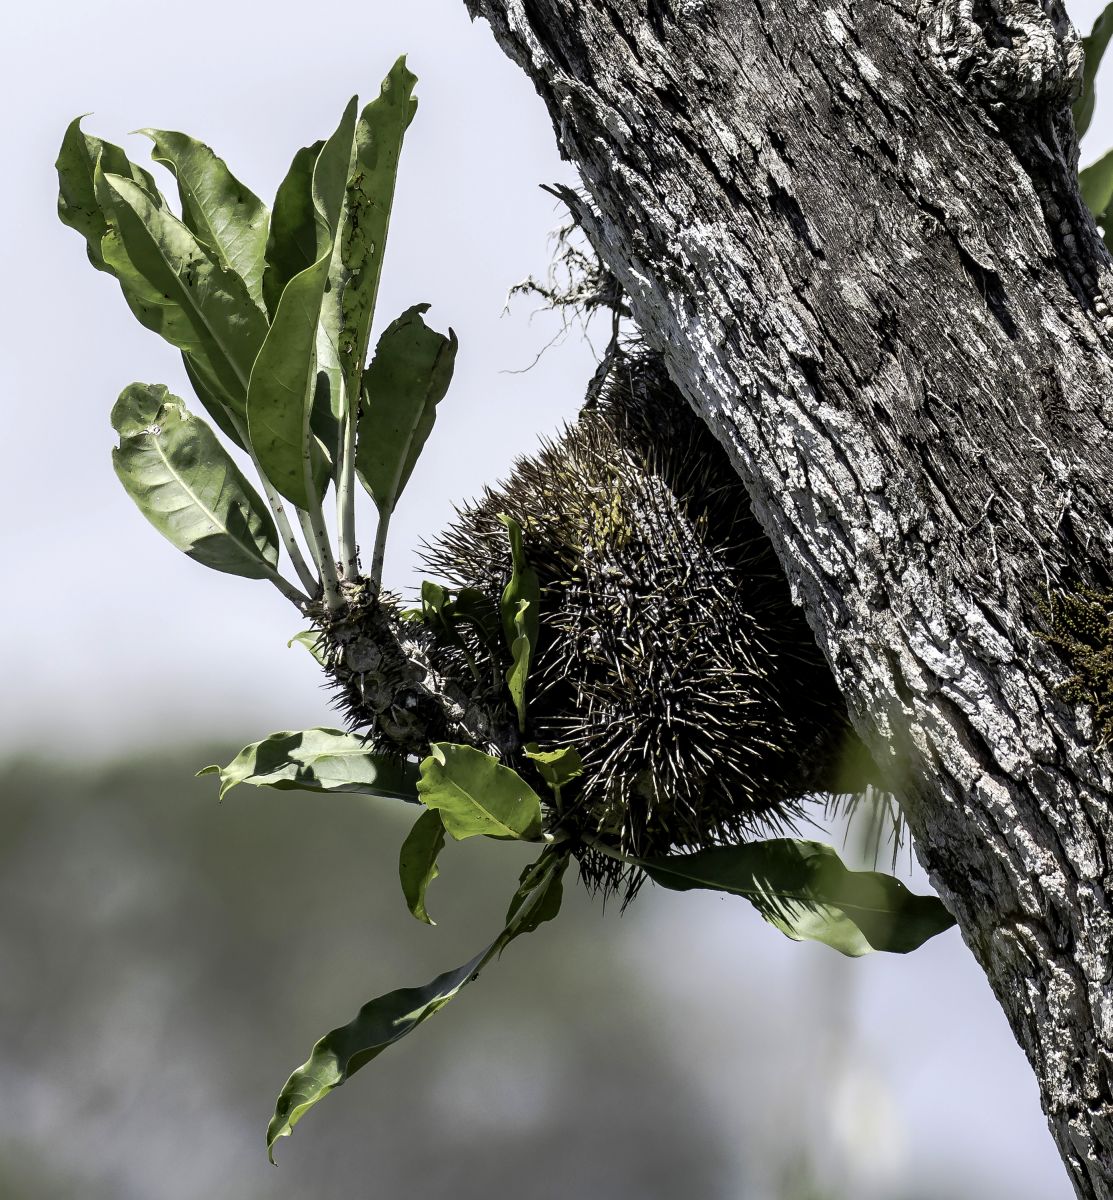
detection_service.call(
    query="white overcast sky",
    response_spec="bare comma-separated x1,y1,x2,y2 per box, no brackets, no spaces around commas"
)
4,2,1111,1197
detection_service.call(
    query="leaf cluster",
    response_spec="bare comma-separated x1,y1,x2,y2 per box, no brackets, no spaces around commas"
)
57,58,456,613
59,60,957,1165
205,517,954,1159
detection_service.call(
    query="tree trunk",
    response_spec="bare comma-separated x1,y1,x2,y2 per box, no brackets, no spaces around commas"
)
462,0,1113,1194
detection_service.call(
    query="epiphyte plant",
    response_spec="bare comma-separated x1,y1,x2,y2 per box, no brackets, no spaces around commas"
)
58,57,955,1162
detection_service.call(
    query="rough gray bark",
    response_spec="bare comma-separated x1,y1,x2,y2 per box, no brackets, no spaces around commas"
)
462,0,1113,1194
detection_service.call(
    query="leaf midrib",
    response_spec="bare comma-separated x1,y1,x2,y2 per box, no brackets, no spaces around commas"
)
109,174,253,393
435,775,523,838
145,420,265,566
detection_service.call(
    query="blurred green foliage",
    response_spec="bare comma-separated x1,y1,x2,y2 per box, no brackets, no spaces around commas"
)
0,752,983,1198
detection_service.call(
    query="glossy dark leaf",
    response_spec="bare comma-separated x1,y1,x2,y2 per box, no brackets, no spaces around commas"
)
200,727,418,801
266,846,567,1160
398,808,446,924
416,743,544,841
355,304,457,515
640,839,955,957
523,744,584,796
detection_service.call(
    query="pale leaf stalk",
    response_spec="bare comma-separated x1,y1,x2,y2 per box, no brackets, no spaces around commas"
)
259,476,318,596
301,439,343,610
260,563,312,607
335,259,361,581
229,413,319,597
369,509,391,594
336,371,360,579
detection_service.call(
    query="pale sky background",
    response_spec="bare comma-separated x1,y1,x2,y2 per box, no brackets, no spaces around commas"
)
3,1,1111,1196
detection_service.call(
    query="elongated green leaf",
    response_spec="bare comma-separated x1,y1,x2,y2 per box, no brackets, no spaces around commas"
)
1080,145,1113,246
246,100,356,508
498,514,540,651
1076,2,1113,140
181,352,246,448
329,57,419,394
504,848,568,935
110,383,278,578
200,727,418,801
96,169,267,404
640,840,955,957
417,743,544,841
498,515,540,728
263,140,324,318
398,808,446,924
267,846,567,1160
355,305,458,514
523,744,584,795
56,117,160,273
447,587,501,648
141,128,269,307
420,580,468,654
506,599,532,733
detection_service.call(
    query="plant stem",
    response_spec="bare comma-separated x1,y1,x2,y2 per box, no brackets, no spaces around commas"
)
261,478,319,595
262,565,311,608
369,510,391,593
229,414,319,596
299,505,343,611
336,376,359,578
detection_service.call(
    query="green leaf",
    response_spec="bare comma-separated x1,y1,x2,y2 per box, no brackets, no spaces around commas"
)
287,630,328,667
506,599,532,733
96,168,268,407
263,140,324,319
200,727,418,802
504,848,568,935
262,138,346,464
1081,145,1113,220
446,587,501,649
640,839,955,957
246,99,356,508
355,304,458,515
398,808,446,924
56,117,161,274
416,582,500,656
266,845,567,1161
330,56,419,393
110,383,279,579
1075,2,1113,140
57,117,255,457
416,743,545,841
420,580,467,653
141,129,270,309
523,744,584,795
497,515,540,729
182,352,246,449
498,514,540,651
